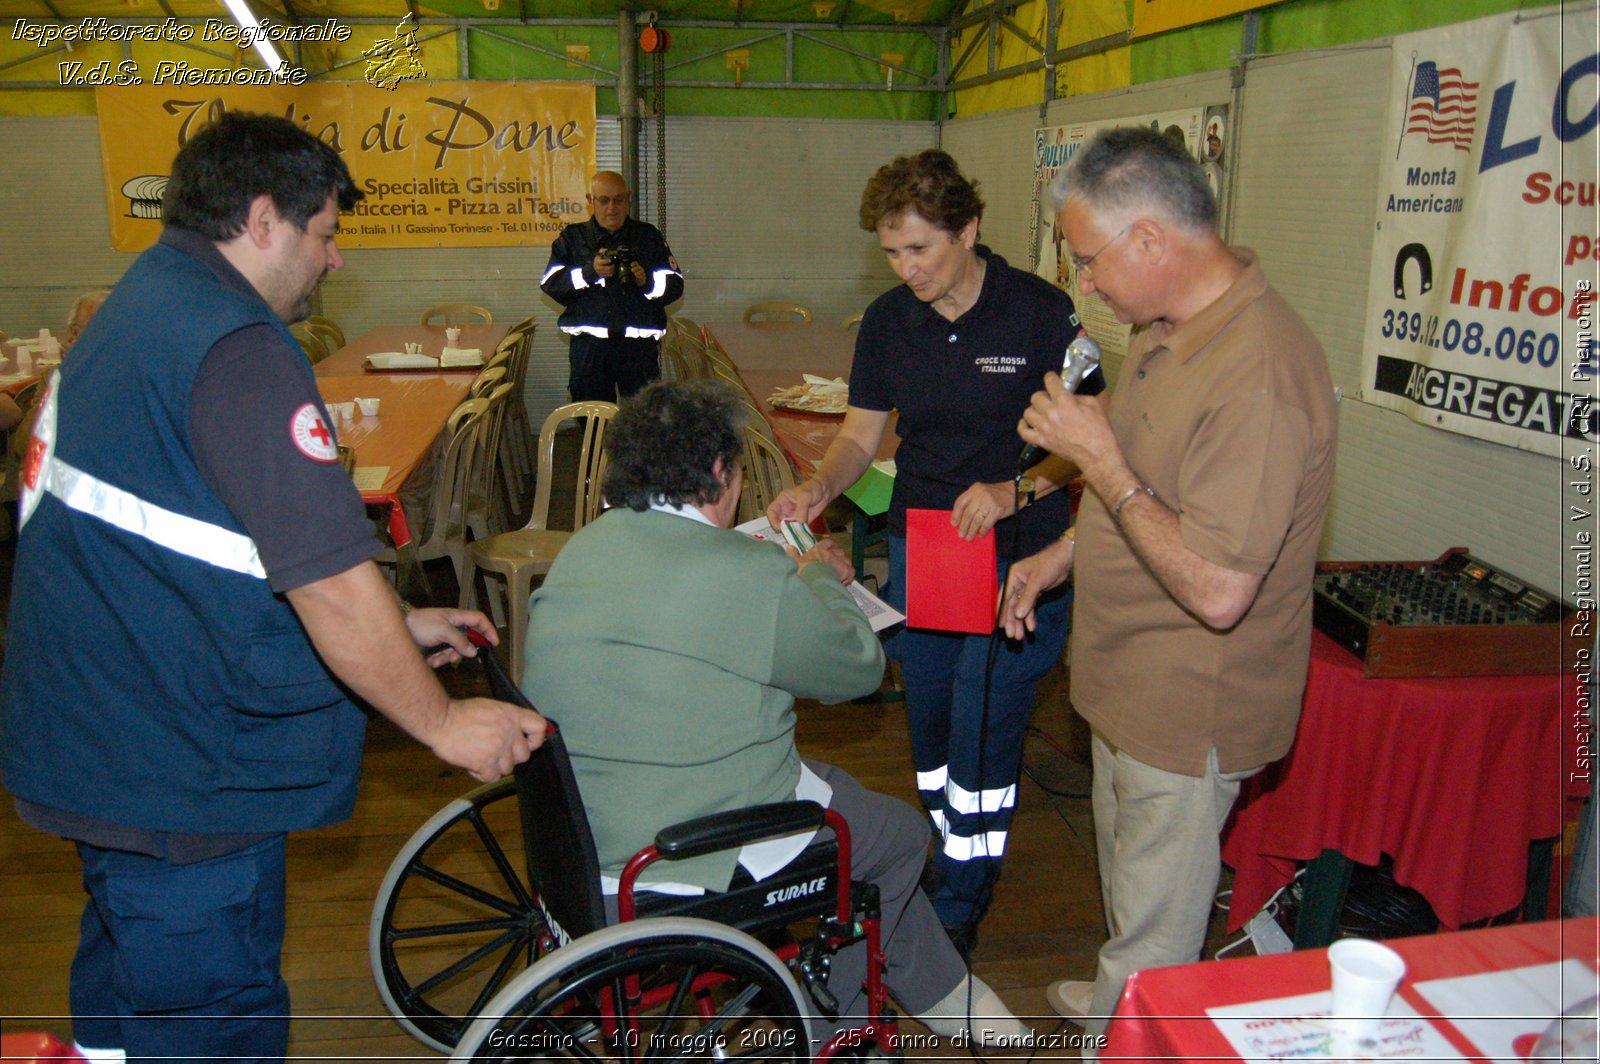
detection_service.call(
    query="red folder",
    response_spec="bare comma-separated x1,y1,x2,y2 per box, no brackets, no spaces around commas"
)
904,508,998,634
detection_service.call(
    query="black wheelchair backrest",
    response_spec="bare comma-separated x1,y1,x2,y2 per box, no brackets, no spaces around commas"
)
471,631,609,945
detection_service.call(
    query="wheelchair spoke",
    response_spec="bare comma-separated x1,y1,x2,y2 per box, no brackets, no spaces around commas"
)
410,925,528,1000
457,931,809,1063
465,927,540,1022
373,780,554,1054
469,805,537,910
408,857,529,918
391,915,522,942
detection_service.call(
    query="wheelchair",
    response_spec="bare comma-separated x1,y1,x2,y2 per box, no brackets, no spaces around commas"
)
369,632,903,1061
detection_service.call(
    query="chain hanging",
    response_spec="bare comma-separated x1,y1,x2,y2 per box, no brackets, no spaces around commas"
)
653,46,667,235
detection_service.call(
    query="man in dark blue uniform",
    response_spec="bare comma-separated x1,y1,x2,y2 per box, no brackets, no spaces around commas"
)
540,170,684,401
0,112,546,1064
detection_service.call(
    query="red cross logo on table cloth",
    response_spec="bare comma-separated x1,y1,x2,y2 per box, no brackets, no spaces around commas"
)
290,402,341,461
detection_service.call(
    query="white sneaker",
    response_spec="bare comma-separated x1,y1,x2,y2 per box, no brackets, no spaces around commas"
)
916,974,1031,1046
1045,978,1095,1023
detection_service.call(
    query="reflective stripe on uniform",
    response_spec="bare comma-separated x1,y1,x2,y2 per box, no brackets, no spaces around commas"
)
39,454,267,579
623,326,667,340
942,830,1009,861
569,266,589,290
561,325,610,338
20,367,266,578
540,263,562,284
643,267,680,301
916,766,947,793
945,780,1017,816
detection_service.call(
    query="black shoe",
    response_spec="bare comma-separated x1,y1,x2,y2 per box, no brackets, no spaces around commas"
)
941,919,978,961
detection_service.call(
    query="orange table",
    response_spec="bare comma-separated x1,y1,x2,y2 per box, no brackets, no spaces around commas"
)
1102,917,1599,1061
314,324,503,547
702,320,894,475
316,323,509,377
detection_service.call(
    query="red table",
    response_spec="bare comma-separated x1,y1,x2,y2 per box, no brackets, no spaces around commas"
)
1103,917,1599,1061
1222,631,1585,941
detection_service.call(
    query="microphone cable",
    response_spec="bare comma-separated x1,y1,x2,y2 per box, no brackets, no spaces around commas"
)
951,473,1058,1064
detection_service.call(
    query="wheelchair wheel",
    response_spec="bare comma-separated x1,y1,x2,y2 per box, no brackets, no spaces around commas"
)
372,779,555,1053
452,916,812,1062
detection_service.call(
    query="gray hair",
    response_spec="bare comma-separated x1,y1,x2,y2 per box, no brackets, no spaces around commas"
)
1050,127,1216,233
68,290,110,327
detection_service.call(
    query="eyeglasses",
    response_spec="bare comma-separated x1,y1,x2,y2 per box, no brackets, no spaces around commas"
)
1069,222,1133,274
591,193,630,207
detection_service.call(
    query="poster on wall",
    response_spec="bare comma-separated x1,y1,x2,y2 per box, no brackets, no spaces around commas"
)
95,81,596,251
1358,7,1596,458
1029,107,1214,368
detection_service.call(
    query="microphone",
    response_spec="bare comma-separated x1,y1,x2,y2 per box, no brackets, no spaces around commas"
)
1017,334,1104,472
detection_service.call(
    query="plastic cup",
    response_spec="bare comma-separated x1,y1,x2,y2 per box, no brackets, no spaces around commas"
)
1328,938,1406,1049
332,401,355,421
356,397,381,417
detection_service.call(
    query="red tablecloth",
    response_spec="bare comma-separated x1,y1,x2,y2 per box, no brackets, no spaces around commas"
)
1104,917,1599,1061
1222,631,1584,933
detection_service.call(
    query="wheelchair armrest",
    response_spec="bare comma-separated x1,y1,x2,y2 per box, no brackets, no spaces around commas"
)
655,800,827,860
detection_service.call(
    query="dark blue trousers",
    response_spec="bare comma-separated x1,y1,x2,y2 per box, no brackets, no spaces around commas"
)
70,834,290,1063
567,334,661,402
885,534,1071,927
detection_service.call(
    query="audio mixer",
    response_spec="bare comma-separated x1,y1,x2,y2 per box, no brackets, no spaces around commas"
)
1312,547,1572,678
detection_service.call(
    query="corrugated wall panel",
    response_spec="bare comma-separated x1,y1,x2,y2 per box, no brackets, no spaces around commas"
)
639,115,935,341
940,106,1046,268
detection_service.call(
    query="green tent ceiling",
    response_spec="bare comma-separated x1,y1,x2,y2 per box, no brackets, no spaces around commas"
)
2,0,958,28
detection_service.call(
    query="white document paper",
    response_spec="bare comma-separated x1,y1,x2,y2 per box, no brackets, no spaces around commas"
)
1412,959,1594,1063
734,516,905,633
351,466,391,492
1207,991,1461,1061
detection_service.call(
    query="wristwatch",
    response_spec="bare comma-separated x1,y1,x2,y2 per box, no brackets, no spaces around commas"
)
1016,475,1036,509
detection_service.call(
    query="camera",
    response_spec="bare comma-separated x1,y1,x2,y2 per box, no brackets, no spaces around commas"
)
601,244,636,283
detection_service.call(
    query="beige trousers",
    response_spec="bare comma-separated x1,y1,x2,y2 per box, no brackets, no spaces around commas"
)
1082,731,1261,1052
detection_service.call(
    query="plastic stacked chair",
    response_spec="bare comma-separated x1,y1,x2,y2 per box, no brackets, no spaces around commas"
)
744,301,812,324
375,398,489,601
419,303,493,327
464,401,616,681
737,420,799,525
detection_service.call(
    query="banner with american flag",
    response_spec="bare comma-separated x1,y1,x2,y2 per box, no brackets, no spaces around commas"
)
1360,6,1597,459
1400,60,1478,153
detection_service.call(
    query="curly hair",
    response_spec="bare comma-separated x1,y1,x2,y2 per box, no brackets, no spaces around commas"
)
1051,126,1216,233
859,148,984,234
163,111,363,240
602,380,748,512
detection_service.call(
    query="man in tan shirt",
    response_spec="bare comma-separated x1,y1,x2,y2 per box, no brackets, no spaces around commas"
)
1003,127,1337,1052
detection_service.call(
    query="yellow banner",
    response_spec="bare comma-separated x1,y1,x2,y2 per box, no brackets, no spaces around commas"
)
95,81,596,251
1130,0,1275,39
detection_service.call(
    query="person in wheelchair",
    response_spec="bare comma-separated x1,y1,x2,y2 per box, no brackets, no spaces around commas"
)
521,379,1029,1047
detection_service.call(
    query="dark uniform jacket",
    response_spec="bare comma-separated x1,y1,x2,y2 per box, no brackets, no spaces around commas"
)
540,216,683,340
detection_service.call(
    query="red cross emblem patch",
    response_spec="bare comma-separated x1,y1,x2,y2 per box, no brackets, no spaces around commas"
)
290,403,340,461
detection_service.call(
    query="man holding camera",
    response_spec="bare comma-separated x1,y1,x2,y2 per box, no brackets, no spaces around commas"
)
541,170,684,401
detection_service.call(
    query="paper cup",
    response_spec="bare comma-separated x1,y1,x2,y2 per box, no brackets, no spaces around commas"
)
332,401,356,421
1328,938,1406,1049
356,397,381,417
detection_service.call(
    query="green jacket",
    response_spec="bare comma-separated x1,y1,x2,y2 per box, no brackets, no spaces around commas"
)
522,507,886,889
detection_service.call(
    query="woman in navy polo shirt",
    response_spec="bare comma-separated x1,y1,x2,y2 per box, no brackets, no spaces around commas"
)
768,149,1095,953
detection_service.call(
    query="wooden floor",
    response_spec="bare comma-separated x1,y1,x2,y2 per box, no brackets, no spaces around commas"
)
1,645,1249,1060
0,458,1243,1059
